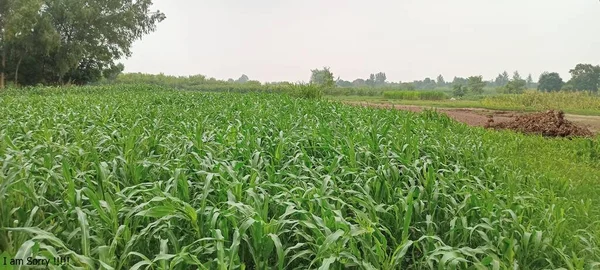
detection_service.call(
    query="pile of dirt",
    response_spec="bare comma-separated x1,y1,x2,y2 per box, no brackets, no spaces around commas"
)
485,110,593,137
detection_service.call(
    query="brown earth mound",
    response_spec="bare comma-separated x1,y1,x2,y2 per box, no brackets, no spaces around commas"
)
485,110,593,137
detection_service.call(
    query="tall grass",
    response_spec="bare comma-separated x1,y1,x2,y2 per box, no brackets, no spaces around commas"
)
0,85,598,269
482,90,600,113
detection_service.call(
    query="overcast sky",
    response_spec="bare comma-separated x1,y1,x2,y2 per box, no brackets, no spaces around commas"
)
123,0,600,83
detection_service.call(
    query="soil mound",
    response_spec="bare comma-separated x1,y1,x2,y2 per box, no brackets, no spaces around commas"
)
485,110,593,137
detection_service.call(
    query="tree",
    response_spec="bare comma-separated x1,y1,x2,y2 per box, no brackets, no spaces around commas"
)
526,73,534,88
237,74,249,83
310,67,335,88
436,74,445,87
1,0,165,87
467,76,485,95
366,73,376,87
336,77,353,87
512,71,522,81
537,72,564,92
1,0,46,87
568,63,600,92
453,84,466,97
352,79,366,87
452,77,467,86
375,72,386,86
399,82,415,90
500,78,526,94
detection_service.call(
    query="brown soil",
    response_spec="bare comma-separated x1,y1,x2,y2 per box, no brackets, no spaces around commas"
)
344,102,598,137
485,110,593,137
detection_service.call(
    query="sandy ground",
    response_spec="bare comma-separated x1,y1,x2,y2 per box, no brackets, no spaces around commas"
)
344,101,600,134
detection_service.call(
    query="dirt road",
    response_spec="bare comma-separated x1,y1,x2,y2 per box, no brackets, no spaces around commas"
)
344,101,600,135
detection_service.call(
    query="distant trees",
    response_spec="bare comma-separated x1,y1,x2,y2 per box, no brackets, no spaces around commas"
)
494,71,510,87
467,76,485,95
452,84,466,97
526,74,535,88
310,67,335,88
375,72,387,86
366,74,376,87
352,79,366,87
336,77,353,87
538,72,564,92
237,74,250,84
437,75,446,87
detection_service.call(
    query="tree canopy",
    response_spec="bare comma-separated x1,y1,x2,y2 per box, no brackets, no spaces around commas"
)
538,72,564,92
567,64,600,92
0,0,165,88
310,67,335,88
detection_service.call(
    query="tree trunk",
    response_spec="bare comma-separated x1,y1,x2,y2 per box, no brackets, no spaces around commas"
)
0,47,5,89
14,56,22,86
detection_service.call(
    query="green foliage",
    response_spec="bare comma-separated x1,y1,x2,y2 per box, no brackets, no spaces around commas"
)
452,84,466,97
310,67,335,88
498,77,527,94
568,64,600,92
467,76,485,95
288,83,324,99
325,87,382,96
0,85,598,269
0,0,165,87
538,72,564,92
482,90,600,112
383,90,448,100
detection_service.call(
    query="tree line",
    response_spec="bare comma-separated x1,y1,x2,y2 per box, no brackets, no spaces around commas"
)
310,63,600,94
0,0,165,88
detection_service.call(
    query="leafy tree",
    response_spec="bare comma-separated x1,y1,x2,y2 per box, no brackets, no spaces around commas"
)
403,83,416,90
1,0,165,87
310,67,335,88
500,78,526,94
436,74,445,87
494,71,510,87
375,72,386,86
352,79,366,87
467,76,485,95
567,63,600,92
237,74,249,84
526,73,534,88
366,73,376,87
537,72,564,92
452,77,468,86
512,71,522,81
452,84,466,97
336,77,353,87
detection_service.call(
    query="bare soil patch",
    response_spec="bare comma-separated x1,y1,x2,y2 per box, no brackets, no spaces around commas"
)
485,110,593,137
344,101,598,137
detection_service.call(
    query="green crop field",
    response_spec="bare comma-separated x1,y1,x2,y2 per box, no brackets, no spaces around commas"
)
0,85,599,269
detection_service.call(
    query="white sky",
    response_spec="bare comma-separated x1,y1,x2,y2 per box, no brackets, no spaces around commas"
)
123,0,600,83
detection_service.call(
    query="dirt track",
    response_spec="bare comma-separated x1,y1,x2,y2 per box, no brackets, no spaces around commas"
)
345,102,600,135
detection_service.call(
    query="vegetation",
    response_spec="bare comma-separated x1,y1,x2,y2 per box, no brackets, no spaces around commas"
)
538,72,565,92
482,90,600,113
310,67,335,88
0,85,598,269
0,0,164,88
467,76,485,95
383,90,448,100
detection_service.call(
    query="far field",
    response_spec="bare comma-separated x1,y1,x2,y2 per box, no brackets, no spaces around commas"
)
0,85,599,269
